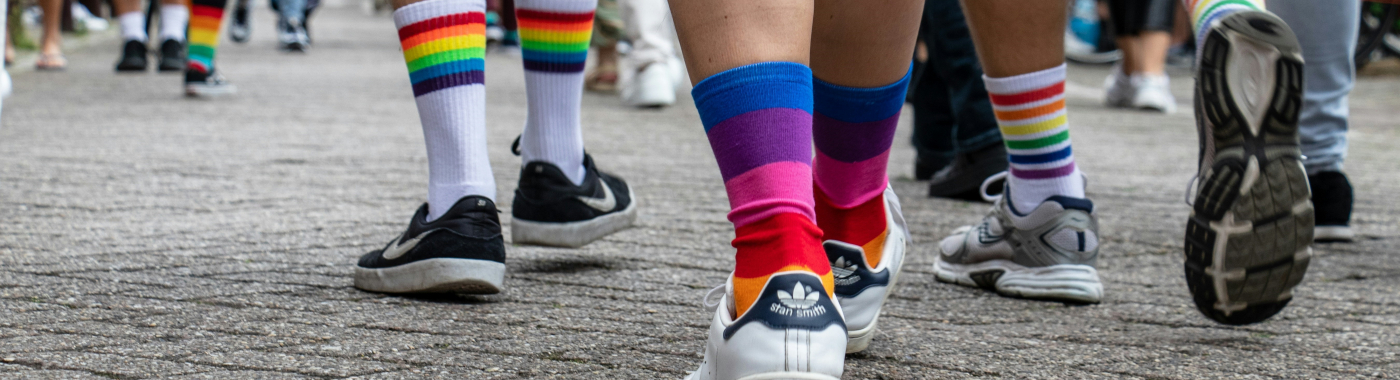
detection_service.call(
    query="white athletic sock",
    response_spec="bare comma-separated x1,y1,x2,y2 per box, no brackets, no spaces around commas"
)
394,0,495,221
515,0,596,186
119,11,147,42
159,4,189,42
983,65,1086,212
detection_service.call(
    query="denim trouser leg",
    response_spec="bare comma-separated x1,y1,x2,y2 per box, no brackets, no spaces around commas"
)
275,0,307,22
1268,0,1358,175
909,0,1001,163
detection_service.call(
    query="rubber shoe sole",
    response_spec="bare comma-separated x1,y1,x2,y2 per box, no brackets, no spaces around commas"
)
934,260,1103,304
1184,11,1313,326
354,258,504,294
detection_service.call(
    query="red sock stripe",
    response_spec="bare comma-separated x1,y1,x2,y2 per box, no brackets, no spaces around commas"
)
732,213,830,279
988,81,1064,106
515,9,595,22
814,187,886,247
191,5,223,18
397,12,488,41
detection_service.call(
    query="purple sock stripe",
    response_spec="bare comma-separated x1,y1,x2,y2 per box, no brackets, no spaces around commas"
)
1010,162,1077,180
412,71,485,97
706,108,813,182
812,112,900,163
522,61,586,72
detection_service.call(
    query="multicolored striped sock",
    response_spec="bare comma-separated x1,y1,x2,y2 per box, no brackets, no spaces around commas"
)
984,64,1085,213
692,62,831,318
395,0,496,221
514,0,594,185
187,0,227,73
1184,0,1265,54
811,71,909,268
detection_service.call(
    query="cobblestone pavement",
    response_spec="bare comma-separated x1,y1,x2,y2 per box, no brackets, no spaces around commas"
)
3,5,1400,379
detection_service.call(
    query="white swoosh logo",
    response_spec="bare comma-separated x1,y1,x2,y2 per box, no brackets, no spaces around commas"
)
381,231,431,260
577,178,616,212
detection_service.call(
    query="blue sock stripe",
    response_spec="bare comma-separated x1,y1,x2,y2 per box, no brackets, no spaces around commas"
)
691,62,813,132
1008,146,1073,164
812,66,912,123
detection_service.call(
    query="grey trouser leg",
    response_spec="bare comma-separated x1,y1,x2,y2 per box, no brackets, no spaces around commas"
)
1268,0,1359,175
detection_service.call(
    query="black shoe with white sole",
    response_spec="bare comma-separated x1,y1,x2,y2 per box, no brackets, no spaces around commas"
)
1184,10,1313,326
1309,171,1353,242
511,154,637,248
355,196,507,294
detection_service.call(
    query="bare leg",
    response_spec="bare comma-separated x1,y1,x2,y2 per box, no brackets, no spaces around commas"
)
38,0,61,57
810,0,922,87
960,0,1065,78
1116,36,1138,75
670,0,810,82
1136,31,1170,75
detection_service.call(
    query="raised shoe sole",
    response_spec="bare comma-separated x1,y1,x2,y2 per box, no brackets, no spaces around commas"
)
354,258,504,294
1184,11,1312,326
934,260,1103,303
511,185,638,248
185,83,238,98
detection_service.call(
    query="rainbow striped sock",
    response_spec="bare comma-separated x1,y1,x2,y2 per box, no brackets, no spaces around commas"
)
811,71,909,268
514,0,594,185
186,0,227,73
395,0,496,221
984,64,1085,213
1185,0,1265,54
692,62,831,318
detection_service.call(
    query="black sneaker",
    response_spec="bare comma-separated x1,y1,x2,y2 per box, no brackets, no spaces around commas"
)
355,196,507,294
511,154,637,248
115,40,148,72
229,0,251,43
1309,171,1353,242
157,39,184,72
185,67,236,97
1184,11,1312,326
927,143,1008,202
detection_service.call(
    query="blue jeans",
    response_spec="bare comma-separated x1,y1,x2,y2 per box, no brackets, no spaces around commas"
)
908,0,1001,167
1269,0,1358,175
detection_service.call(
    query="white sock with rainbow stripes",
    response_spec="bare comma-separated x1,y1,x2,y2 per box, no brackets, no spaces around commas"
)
1184,0,1266,54
984,64,1085,213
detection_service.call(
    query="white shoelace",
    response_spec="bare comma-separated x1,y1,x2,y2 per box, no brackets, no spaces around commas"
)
702,284,725,312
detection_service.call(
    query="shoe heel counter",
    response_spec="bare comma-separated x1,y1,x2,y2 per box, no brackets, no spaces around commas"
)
716,273,846,379
1018,208,1099,267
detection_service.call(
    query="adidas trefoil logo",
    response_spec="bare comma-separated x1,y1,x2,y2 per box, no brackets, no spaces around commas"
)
831,257,861,286
771,282,827,318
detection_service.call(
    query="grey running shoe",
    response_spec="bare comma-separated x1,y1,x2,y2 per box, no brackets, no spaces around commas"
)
1185,10,1312,325
936,183,1103,303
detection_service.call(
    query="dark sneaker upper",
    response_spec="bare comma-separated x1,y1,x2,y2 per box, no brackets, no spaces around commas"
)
158,39,184,72
1309,171,1353,242
357,196,505,270
928,143,1008,201
115,40,148,72
229,2,251,43
512,154,633,224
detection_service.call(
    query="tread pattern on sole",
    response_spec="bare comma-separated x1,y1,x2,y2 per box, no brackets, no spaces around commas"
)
1185,12,1313,325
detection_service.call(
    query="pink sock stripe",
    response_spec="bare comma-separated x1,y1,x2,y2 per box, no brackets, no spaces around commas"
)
1011,162,1077,179
813,150,889,209
724,161,816,228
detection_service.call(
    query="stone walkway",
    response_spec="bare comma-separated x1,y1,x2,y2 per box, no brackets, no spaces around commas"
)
2,5,1399,379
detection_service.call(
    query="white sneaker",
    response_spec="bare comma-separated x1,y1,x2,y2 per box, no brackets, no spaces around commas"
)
1103,66,1133,108
621,59,677,107
824,186,907,353
1130,74,1177,113
686,272,847,380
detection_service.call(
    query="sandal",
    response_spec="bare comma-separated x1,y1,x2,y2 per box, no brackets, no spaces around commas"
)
585,63,618,92
35,53,67,71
